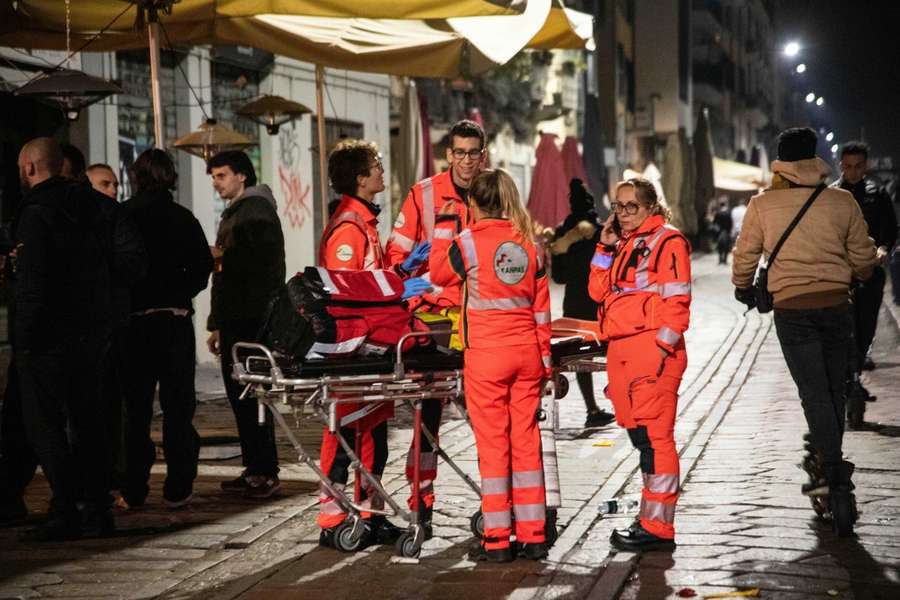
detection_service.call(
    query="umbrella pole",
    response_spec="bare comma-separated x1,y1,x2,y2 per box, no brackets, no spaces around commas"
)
315,64,329,222
148,21,164,149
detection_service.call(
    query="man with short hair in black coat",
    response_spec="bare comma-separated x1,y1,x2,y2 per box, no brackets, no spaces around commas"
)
121,149,213,509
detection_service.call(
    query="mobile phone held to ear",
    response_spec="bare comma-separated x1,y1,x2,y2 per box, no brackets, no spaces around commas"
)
611,215,622,236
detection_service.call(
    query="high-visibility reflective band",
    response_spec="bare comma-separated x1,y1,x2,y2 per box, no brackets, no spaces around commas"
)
319,481,344,499
512,503,546,522
406,451,438,471
657,326,681,346
659,281,691,298
542,355,552,368
483,509,512,529
640,498,676,523
534,311,551,325
371,270,394,296
389,230,415,251
615,283,659,294
481,476,510,495
307,335,366,357
467,296,531,310
319,501,346,515
512,470,544,489
458,229,479,297
591,252,613,269
316,267,338,293
421,179,435,241
433,227,454,240
643,472,680,494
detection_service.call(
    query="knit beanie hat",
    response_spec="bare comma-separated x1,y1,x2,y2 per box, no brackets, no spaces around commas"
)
776,127,818,161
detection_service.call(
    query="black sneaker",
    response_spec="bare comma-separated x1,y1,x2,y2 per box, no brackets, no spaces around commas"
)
585,409,616,428
516,542,548,560
220,474,249,493
243,475,280,499
468,543,514,563
610,520,675,553
319,527,336,548
370,516,404,545
421,505,434,541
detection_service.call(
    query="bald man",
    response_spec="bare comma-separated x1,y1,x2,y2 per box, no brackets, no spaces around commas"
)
87,163,119,200
13,137,118,540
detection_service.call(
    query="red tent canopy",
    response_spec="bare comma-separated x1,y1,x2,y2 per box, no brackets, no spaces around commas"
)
560,135,588,189
528,133,569,228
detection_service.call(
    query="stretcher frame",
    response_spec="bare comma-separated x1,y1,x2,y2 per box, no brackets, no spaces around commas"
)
231,322,606,558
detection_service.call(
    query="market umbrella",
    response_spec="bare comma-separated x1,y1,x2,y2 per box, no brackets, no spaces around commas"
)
528,132,569,229
397,80,426,198
560,136,588,188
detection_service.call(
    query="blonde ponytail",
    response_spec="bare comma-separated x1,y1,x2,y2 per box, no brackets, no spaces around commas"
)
469,169,535,242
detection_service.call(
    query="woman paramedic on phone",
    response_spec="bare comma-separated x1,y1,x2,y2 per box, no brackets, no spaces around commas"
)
589,178,691,553
429,169,551,563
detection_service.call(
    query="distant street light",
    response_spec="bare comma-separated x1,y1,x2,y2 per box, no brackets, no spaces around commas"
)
826,132,834,142
784,41,800,57
816,97,825,106
795,63,807,74
831,143,839,154
805,92,815,103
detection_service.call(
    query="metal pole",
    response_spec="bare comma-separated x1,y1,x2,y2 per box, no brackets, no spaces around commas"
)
148,21,165,149
315,64,329,222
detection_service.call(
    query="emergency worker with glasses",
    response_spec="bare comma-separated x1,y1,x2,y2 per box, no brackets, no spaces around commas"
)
588,178,692,553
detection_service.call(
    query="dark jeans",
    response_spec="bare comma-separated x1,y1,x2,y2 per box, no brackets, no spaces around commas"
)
123,313,200,503
852,265,885,363
891,250,900,305
0,361,39,506
103,325,127,489
774,304,851,466
16,334,109,518
220,320,279,477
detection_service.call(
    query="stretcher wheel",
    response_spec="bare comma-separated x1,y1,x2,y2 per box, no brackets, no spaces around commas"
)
395,532,421,558
334,521,366,552
469,510,484,538
554,376,569,400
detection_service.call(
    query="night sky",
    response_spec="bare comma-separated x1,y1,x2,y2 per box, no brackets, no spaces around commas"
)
775,0,900,162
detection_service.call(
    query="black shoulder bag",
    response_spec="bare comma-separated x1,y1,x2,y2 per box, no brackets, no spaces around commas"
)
753,184,826,313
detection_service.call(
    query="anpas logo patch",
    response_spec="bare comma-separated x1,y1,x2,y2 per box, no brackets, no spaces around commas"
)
335,244,354,262
494,241,528,285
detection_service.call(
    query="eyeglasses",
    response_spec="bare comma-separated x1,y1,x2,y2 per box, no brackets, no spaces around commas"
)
450,148,485,161
611,202,641,215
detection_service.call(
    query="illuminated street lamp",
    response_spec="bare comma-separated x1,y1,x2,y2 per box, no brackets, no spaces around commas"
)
795,63,806,74
805,92,815,103
831,143,839,154
816,96,825,106
826,132,834,142
784,41,800,57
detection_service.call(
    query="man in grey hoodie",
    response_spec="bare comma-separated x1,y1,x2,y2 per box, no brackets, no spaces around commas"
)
206,151,286,499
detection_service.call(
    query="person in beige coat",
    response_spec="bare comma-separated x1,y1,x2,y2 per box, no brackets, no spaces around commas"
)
732,127,877,538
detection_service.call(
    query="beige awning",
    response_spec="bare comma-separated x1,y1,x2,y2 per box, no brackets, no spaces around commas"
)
714,157,766,192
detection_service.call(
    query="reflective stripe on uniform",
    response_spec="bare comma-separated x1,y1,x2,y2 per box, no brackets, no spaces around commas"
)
542,355,552,368
316,267,338,293
534,311,551,325
591,252,613,269
458,229,479,298
481,476,510,495
467,296,531,310
389,230,416,251
421,178,435,241
307,335,367,356
483,510,512,529
512,503,546,522
657,326,681,346
643,472,680,494
640,498,676,523
372,270,394,296
658,281,691,298
433,228,454,240
512,470,544,489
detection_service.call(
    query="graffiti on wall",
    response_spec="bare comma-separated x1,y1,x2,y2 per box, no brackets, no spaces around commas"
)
277,122,311,229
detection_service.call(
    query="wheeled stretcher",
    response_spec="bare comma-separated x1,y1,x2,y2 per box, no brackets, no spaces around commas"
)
230,318,606,558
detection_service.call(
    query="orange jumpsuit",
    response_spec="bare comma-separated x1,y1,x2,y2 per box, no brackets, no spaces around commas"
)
588,214,691,540
430,217,551,550
317,194,396,528
386,170,471,510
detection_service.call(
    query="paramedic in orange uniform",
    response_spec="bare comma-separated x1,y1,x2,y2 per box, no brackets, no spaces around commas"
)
385,119,486,536
317,140,430,549
430,169,550,563
588,178,691,553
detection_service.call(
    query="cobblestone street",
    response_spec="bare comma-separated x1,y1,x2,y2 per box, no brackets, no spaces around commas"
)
1,254,899,600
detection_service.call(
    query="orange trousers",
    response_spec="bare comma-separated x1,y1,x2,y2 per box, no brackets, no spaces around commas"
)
465,345,546,550
605,330,686,540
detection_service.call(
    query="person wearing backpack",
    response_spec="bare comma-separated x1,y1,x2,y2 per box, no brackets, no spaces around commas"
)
732,127,878,537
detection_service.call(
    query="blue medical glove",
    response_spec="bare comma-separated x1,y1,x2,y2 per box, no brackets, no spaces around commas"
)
401,241,432,273
402,277,432,300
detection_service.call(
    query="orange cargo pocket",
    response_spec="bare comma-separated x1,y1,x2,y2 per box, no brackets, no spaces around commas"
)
628,375,664,422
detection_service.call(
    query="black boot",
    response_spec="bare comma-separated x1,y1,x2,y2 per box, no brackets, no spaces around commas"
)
419,503,434,540
609,520,675,553
825,461,858,537
370,515,403,545
468,538,514,563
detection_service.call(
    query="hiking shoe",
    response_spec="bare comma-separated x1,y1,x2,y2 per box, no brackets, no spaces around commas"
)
220,474,249,493
610,520,675,553
585,409,616,428
468,543,514,563
516,542,549,560
164,493,194,510
243,475,280,499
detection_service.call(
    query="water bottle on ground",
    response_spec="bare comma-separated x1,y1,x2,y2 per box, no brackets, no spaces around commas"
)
597,496,640,516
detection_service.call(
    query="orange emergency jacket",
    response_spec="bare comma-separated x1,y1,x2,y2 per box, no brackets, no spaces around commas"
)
587,215,691,353
386,170,470,308
318,194,395,427
429,218,552,373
